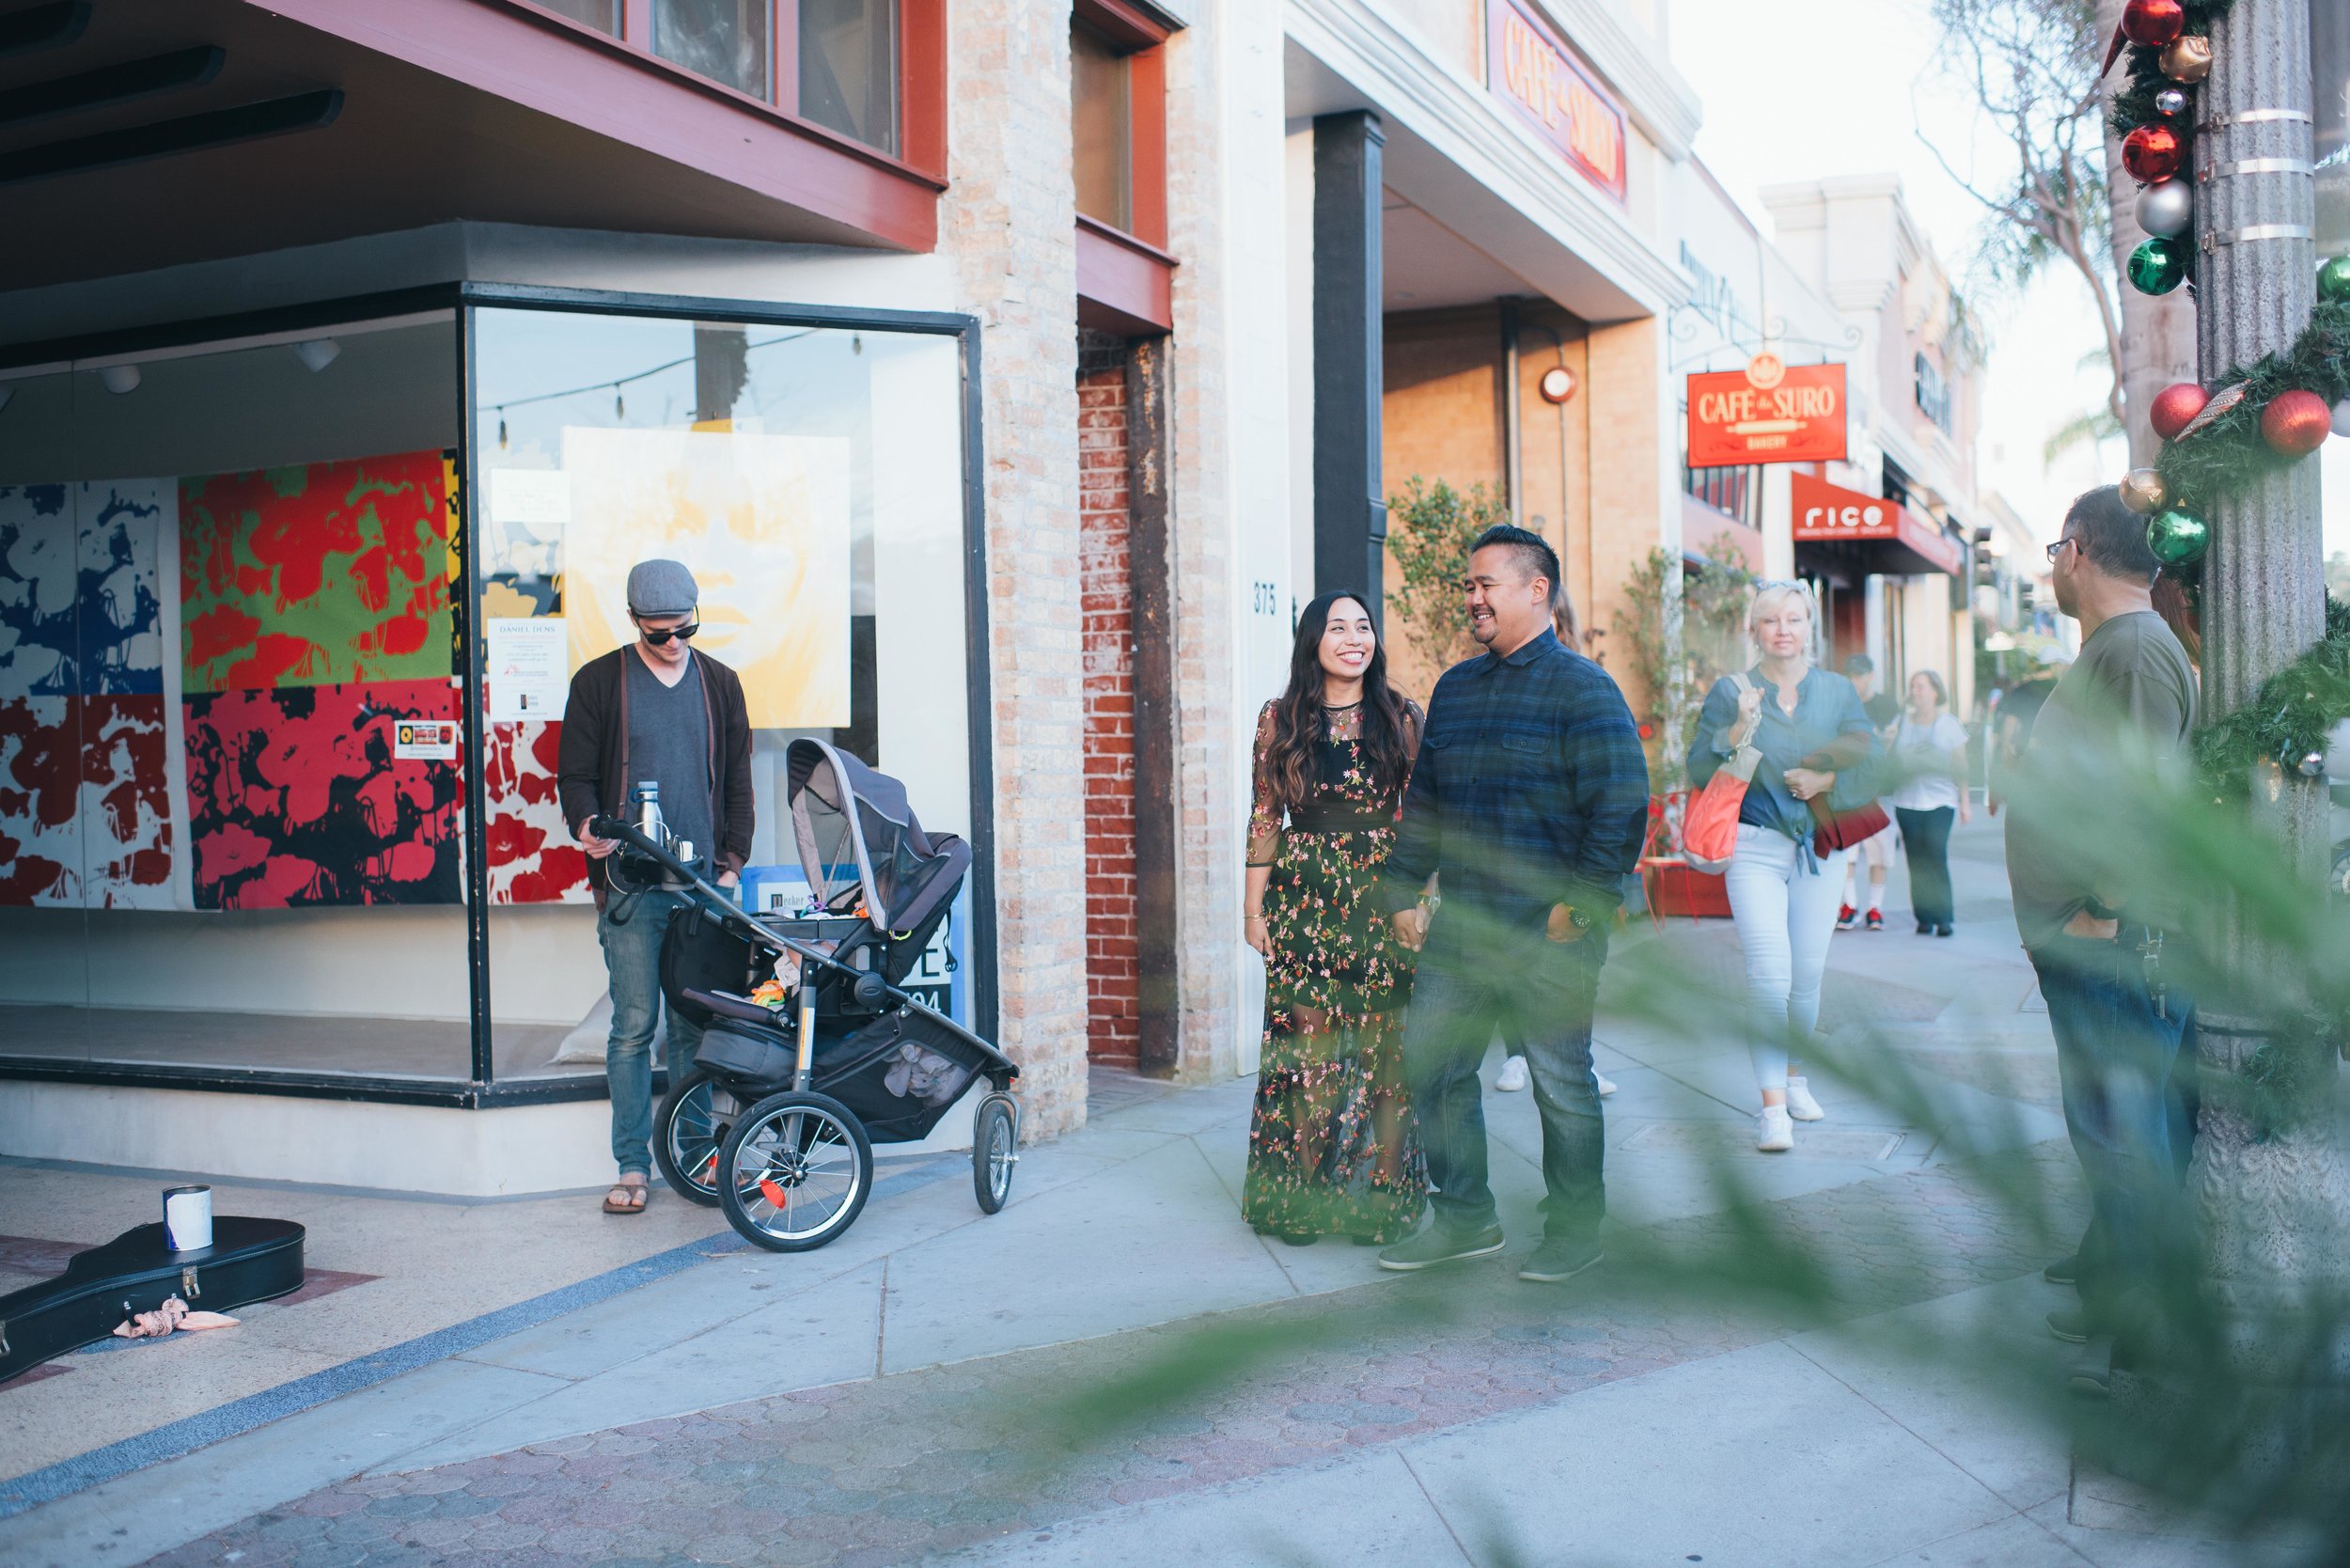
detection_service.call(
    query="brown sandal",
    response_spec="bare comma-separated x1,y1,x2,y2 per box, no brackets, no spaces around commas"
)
603,1180,648,1215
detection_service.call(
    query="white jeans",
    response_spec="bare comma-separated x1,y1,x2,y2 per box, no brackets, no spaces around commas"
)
1723,824,1850,1094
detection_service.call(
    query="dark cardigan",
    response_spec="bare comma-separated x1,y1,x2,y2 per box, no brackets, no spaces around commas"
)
556,645,755,886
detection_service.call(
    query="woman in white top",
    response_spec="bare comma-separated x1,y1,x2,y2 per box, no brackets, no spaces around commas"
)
1887,670,1970,937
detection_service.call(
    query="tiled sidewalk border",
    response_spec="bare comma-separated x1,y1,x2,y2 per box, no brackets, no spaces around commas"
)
0,1155,960,1521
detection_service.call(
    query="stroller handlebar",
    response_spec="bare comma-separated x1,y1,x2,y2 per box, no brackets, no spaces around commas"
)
585,815,912,1004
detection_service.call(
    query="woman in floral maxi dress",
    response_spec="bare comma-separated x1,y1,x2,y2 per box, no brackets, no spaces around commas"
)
1242,590,1428,1245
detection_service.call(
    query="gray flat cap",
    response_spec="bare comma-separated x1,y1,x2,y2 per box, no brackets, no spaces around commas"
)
626,558,697,617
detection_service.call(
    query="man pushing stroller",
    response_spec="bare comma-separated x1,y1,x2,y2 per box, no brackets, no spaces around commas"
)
557,559,756,1215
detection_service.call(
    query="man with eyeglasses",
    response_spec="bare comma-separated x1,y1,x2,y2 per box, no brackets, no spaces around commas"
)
2008,488,2197,1384
557,558,755,1215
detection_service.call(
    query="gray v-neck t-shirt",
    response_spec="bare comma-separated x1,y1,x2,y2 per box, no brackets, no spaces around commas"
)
625,648,713,868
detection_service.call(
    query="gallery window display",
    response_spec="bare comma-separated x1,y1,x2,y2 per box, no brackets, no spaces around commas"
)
469,306,976,1082
0,293,980,1097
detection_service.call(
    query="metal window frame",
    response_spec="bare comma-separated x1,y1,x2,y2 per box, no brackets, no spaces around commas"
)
0,280,995,1109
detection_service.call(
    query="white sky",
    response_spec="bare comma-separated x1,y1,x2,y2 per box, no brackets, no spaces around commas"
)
1667,0,2347,555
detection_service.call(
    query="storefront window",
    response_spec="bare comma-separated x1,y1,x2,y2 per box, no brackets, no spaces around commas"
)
655,0,774,102
0,315,472,1081
537,0,620,32
0,295,975,1096
800,0,898,154
1072,20,1132,231
469,306,972,1083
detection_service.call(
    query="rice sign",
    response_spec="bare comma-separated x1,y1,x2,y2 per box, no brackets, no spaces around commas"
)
1686,355,1848,466
1486,0,1627,201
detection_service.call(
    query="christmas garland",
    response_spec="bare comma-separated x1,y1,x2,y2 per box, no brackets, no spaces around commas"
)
2153,297,2350,523
2192,595,2350,799
2092,0,2350,793
2106,0,2236,141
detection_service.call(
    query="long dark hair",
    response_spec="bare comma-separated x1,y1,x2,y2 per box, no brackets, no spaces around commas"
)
1266,590,1413,815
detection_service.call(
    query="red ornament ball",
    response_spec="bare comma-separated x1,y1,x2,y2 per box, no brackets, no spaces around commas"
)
2149,382,2209,442
2122,0,2186,47
2260,389,2332,457
2123,124,2185,183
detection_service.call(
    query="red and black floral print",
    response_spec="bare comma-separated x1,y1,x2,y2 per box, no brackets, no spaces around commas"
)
1243,698,1428,1243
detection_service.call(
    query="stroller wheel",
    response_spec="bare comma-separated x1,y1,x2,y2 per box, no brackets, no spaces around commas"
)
654,1068,730,1209
973,1093,1018,1215
717,1090,872,1252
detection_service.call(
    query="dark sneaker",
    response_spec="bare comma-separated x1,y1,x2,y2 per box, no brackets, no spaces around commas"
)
1518,1237,1605,1283
1935,923,1955,938
2043,1253,2079,1286
1865,910,1884,932
1377,1221,1506,1272
1836,903,1857,931
2047,1307,2093,1343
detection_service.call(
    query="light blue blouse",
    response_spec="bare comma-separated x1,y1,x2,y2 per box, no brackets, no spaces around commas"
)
1685,666,1880,843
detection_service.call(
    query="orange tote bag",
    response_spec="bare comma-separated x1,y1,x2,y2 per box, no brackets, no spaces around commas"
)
1682,674,1759,874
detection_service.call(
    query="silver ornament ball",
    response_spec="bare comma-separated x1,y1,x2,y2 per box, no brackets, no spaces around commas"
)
2136,180,2192,239
2299,751,2326,779
2333,397,2350,438
2153,87,2189,118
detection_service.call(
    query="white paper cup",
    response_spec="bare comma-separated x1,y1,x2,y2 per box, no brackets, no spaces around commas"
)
163,1185,212,1252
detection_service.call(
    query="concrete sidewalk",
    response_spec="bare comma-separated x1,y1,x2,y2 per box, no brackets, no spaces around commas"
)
0,821,2289,1567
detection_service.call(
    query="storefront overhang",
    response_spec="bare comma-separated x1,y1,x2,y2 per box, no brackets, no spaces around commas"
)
1792,471,1965,578
0,0,945,294
1284,8,1686,324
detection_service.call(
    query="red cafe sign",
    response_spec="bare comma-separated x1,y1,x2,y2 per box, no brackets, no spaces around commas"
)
1486,0,1627,201
1791,471,1965,575
1686,353,1848,467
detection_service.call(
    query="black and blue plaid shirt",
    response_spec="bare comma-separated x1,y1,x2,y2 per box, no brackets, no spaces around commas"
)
1381,629,1650,962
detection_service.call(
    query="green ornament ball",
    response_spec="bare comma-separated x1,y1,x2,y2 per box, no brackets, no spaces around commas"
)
2128,236,2189,295
2146,508,2209,566
2319,256,2350,304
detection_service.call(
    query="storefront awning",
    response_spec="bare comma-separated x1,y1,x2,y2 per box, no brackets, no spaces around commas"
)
0,0,940,296
1791,471,1964,577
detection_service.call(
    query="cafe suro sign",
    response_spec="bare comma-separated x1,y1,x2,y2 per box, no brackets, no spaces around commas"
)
1686,353,1848,467
1486,0,1627,201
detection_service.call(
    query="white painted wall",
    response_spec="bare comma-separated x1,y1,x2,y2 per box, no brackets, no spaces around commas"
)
1218,11,1301,1078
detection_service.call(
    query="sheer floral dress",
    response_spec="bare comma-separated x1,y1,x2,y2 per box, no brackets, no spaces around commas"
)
1243,698,1429,1243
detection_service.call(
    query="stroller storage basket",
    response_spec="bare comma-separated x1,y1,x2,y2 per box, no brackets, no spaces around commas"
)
817,1009,986,1143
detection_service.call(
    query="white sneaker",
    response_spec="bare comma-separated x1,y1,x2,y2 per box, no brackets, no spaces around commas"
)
1784,1077,1825,1121
1757,1105,1794,1152
1594,1072,1619,1097
1496,1055,1530,1092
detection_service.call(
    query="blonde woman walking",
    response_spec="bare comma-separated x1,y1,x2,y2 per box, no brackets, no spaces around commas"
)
1685,583,1879,1152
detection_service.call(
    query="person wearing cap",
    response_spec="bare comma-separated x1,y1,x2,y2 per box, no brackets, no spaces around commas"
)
556,559,755,1215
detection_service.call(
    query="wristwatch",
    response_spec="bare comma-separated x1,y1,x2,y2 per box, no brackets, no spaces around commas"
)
2082,894,2123,922
1565,905,1593,932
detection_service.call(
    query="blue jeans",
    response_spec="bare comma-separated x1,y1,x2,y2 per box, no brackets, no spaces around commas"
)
2030,932,2195,1319
1402,931,1608,1243
599,889,705,1176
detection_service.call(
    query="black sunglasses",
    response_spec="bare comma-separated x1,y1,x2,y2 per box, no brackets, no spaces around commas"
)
2045,538,2075,563
636,620,699,645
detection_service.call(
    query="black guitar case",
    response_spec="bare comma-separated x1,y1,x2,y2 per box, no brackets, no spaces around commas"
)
0,1217,306,1384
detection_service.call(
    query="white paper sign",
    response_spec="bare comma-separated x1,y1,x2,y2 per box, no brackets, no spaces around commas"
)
391,718,459,760
488,468,572,533
488,617,570,721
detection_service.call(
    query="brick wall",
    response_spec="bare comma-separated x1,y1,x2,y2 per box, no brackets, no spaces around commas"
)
1078,333,1141,1068
943,2,1088,1136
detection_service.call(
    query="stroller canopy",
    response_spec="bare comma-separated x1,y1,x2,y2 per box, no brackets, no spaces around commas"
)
785,738,970,935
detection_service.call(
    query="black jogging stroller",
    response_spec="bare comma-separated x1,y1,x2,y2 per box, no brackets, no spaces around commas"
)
592,737,1020,1252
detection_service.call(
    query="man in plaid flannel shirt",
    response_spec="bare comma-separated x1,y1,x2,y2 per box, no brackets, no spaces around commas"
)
1377,525,1650,1285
